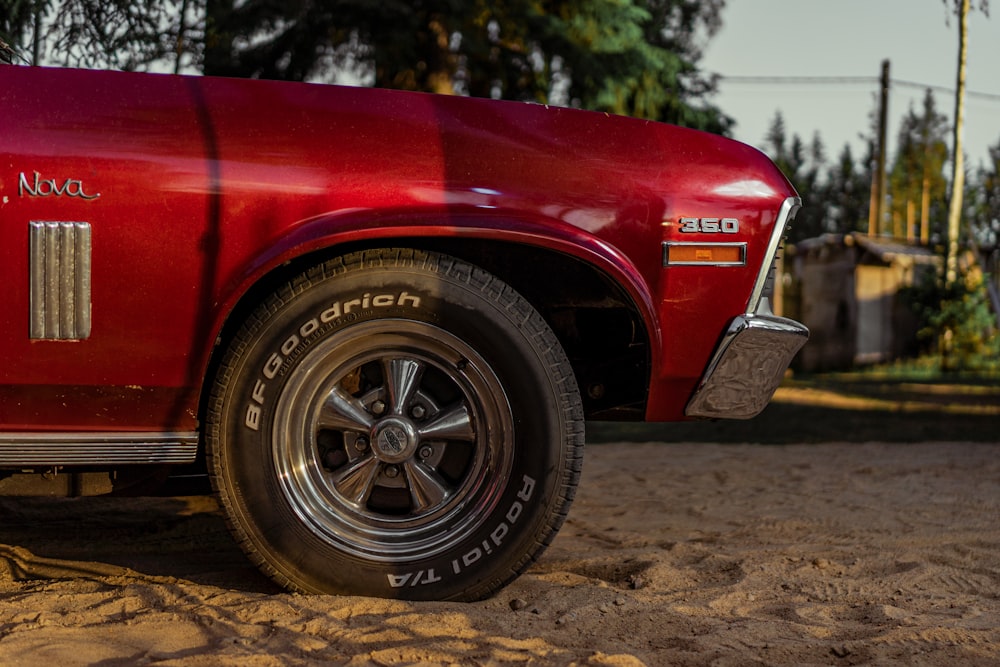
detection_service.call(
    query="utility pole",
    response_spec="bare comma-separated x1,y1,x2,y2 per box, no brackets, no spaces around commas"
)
868,59,890,236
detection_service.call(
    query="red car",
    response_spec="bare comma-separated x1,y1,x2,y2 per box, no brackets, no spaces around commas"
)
0,65,806,600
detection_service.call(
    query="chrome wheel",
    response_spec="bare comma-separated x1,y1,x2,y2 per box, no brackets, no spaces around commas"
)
272,319,514,562
209,249,583,599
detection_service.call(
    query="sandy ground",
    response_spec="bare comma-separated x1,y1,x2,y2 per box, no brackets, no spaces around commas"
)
1,440,998,666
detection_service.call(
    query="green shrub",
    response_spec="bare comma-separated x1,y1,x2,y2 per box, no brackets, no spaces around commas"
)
902,269,1000,373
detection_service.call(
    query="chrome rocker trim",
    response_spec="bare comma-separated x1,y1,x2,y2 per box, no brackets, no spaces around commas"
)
685,196,808,420
0,432,199,466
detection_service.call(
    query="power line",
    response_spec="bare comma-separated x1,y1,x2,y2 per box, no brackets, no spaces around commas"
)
894,79,1000,102
718,74,1000,102
720,75,878,85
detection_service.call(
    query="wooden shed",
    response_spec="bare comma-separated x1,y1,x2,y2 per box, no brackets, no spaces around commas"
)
777,233,939,372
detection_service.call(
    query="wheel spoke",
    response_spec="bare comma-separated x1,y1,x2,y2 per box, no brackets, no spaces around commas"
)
331,454,381,507
404,460,450,512
318,386,375,432
383,358,423,415
418,403,475,442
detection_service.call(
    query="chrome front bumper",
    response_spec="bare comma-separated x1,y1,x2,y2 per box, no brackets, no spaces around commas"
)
685,312,808,419
684,195,808,419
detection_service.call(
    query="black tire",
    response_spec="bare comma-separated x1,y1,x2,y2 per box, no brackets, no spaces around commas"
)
205,248,584,600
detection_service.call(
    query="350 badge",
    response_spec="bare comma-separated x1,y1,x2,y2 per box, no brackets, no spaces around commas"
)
678,217,739,234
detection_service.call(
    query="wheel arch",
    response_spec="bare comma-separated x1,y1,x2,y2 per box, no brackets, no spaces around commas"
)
200,224,658,428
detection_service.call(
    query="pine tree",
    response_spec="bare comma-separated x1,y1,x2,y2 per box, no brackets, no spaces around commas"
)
200,0,731,130
888,90,949,243
968,136,1000,251
0,0,192,70
824,144,871,235
763,112,827,241
3,1,730,131
0,0,39,63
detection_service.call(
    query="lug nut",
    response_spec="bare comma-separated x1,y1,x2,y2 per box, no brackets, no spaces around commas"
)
384,465,400,478
411,405,426,419
419,446,434,460
371,400,386,415
355,437,369,451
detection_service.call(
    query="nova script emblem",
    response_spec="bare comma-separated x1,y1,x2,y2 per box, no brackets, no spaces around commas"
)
19,171,101,200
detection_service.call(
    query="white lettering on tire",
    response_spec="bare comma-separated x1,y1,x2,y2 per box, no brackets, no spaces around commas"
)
388,474,538,588
244,291,422,430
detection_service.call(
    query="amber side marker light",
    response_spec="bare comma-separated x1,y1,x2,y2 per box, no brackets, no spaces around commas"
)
663,242,747,267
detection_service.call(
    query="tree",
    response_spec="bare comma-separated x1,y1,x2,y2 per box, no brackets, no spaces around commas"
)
0,35,17,64
0,0,192,70
610,0,730,130
763,112,828,241
761,105,879,243
944,0,970,284
3,1,731,130
942,0,989,285
824,143,871,235
201,0,732,131
966,134,1000,318
0,0,41,63
968,136,1000,250
888,90,949,243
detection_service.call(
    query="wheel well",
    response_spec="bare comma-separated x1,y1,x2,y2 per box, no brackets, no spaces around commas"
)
203,239,650,426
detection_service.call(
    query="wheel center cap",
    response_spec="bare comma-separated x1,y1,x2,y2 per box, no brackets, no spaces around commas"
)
372,419,417,464
380,426,406,454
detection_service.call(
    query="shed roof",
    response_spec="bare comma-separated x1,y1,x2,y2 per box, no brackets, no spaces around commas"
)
851,234,939,265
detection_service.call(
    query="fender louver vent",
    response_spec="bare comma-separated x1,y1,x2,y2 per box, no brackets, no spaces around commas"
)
29,221,92,340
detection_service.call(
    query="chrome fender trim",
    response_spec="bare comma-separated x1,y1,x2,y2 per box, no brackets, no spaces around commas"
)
29,221,93,340
746,196,800,315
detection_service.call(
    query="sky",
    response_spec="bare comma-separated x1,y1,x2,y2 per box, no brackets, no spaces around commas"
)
699,0,1000,168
